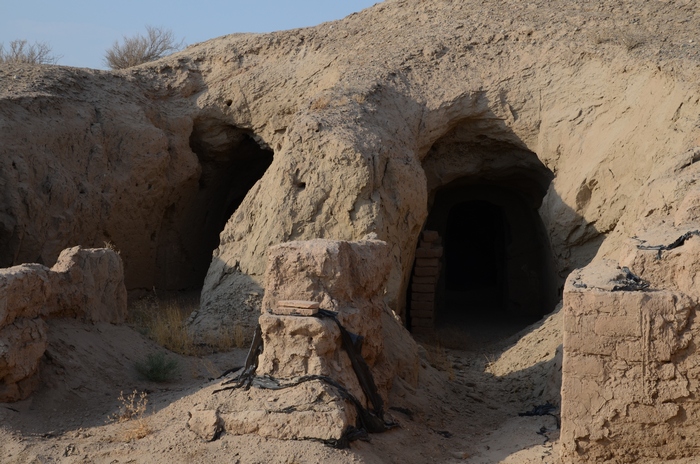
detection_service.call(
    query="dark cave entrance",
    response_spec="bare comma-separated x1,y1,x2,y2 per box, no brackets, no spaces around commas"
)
411,181,558,347
154,119,273,291
409,119,558,347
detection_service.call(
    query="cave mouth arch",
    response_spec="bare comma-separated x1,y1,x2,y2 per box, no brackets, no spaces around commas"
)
409,117,558,346
154,119,273,291
410,181,558,346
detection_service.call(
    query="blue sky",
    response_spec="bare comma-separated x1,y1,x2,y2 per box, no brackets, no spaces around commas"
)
0,1,381,69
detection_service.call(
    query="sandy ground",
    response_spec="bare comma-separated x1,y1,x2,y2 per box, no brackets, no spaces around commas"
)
0,306,565,464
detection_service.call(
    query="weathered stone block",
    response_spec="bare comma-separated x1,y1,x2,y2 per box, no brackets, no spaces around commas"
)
0,318,47,402
594,315,641,338
188,409,222,441
0,247,126,402
562,259,700,463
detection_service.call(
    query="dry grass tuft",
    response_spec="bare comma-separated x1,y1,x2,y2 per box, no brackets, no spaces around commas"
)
129,291,199,355
108,390,152,442
201,321,249,351
121,420,152,441
103,240,120,254
129,290,245,355
110,390,148,423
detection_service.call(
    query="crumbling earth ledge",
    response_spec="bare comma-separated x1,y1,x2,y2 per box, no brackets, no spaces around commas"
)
0,246,126,401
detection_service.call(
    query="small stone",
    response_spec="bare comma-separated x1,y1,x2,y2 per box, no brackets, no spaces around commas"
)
188,409,222,441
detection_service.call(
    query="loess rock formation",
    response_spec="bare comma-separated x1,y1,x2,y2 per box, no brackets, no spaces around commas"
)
0,247,126,401
2,0,700,461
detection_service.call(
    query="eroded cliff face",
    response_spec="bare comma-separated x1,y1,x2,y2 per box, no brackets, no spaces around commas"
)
1,0,699,360
3,0,700,460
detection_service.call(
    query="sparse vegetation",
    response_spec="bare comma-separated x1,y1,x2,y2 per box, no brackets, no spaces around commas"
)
103,240,120,254
110,390,149,423
104,26,184,70
129,291,199,354
109,390,152,441
135,352,180,382
128,290,247,354
0,39,60,65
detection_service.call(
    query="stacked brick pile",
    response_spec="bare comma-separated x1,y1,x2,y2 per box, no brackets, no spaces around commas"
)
410,230,443,333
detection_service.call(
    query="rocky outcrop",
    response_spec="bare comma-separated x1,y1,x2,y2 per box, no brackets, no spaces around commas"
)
192,239,418,443
0,246,126,401
1,0,698,331
3,0,700,459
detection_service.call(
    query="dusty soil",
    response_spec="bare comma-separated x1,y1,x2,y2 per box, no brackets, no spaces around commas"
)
1,307,565,463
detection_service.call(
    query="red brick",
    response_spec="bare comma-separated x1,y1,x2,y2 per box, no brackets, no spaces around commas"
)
412,292,434,302
415,247,443,258
414,267,439,277
416,258,439,268
411,301,434,311
413,275,437,284
422,230,440,242
412,283,434,293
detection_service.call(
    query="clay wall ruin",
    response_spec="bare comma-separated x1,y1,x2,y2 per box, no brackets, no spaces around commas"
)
561,259,700,463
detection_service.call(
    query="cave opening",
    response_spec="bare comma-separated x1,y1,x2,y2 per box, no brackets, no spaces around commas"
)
410,121,557,348
411,181,557,347
154,119,273,291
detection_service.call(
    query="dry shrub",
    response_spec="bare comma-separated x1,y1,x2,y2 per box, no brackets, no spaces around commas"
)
129,290,244,354
135,352,180,382
103,240,120,254
201,320,250,351
109,390,152,441
104,25,183,70
0,39,60,65
129,291,198,355
110,390,148,423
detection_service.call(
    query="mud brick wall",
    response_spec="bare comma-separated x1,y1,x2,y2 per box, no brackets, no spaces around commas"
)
410,230,443,333
561,286,700,463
